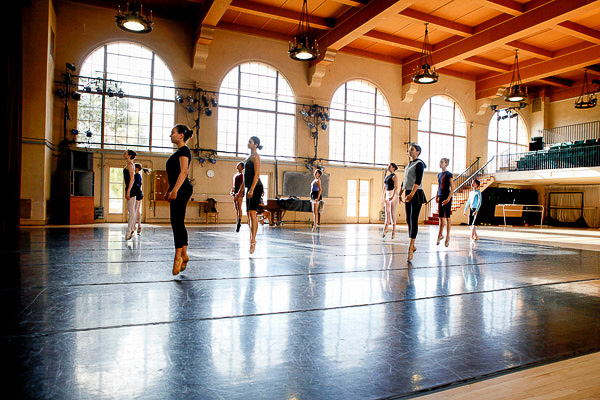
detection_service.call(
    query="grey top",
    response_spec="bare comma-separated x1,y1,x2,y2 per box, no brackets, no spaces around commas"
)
402,159,426,190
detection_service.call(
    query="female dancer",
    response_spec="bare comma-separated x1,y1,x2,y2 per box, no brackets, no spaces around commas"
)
165,125,194,275
401,144,427,260
244,136,264,254
123,150,139,241
436,158,453,247
133,163,151,235
231,162,245,232
381,163,399,239
310,169,322,232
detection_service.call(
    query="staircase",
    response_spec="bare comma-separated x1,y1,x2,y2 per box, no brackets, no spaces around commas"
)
424,158,496,225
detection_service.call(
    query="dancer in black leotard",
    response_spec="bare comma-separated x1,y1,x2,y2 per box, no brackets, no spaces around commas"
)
122,150,139,241
133,163,150,235
166,125,194,275
231,162,245,232
381,163,399,239
244,136,264,254
436,158,453,247
310,169,322,232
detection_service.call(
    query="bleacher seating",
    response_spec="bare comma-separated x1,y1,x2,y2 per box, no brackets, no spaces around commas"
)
515,138,600,171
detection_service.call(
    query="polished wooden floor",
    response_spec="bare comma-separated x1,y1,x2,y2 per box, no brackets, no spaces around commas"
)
3,223,599,399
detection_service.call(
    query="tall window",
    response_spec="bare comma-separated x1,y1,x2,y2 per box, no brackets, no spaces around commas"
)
418,96,467,173
329,80,390,166
77,42,175,152
217,62,295,159
487,113,528,163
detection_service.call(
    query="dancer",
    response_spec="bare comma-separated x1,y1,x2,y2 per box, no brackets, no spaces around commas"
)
244,136,264,254
122,150,140,241
381,163,399,239
310,169,323,232
401,144,427,261
436,158,453,247
133,163,151,235
463,179,482,241
166,125,194,275
231,162,245,232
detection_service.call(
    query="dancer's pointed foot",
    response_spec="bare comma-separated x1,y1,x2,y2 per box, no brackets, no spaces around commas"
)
172,257,183,275
407,247,414,261
436,234,443,245
125,231,133,241
445,237,450,247
180,255,189,272
391,230,395,239
249,241,256,254
382,227,389,238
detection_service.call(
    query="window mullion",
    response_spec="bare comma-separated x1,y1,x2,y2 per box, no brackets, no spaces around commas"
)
100,45,107,149
149,52,155,151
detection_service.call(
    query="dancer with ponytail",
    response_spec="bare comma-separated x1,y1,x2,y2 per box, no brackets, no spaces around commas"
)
123,150,139,241
133,163,151,235
244,136,264,254
166,125,194,275
231,162,245,232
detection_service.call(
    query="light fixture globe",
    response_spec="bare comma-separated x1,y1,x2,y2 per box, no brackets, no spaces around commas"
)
504,84,527,102
116,2,153,34
413,63,438,84
289,0,318,61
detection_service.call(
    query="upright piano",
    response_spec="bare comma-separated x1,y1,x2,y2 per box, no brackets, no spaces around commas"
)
263,197,313,225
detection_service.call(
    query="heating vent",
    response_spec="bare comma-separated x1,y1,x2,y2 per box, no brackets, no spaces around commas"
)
20,199,32,219
532,97,542,113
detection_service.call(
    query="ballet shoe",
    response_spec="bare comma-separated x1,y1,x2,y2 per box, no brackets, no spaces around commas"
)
445,237,450,247
180,255,189,272
137,227,141,234
382,227,389,238
172,257,183,276
407,247,414,261
236,223,241,232
249,241,256,254
436,235,443,245
391,231,395,239
125,231,133,241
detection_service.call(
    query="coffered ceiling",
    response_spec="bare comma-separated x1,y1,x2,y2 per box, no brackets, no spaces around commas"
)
67,0,600,101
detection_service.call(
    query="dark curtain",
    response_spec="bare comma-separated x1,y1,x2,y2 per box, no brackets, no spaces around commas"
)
1,2,23,247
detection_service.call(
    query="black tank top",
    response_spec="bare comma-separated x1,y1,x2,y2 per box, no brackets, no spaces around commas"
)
166,146,193,191
384,173,395,191
244,154,262,189
123,166,140,196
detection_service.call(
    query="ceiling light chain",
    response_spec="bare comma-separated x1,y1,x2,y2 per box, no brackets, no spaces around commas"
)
504,49,527,102
574,70,598,109
289,0,319,61
413,23,439,84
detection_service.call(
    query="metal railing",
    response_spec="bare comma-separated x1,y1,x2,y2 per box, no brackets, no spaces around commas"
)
539,120,600,146
496,144,600,172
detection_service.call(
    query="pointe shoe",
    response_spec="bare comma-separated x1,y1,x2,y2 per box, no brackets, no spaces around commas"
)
137,227,141,235
172,257,183,275
382,228,389,238
445,237,450,247
125,231,133,241
436,235,443,245
180,255,189,272
249,241,256,254
407,247,414,261
391,231,395,239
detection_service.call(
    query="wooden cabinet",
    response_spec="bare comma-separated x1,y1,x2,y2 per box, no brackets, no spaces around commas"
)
69,196,94,224
152,170,169,201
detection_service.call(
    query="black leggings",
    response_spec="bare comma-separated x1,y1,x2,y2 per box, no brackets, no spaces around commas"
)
405,192,423,239
170,186,192,249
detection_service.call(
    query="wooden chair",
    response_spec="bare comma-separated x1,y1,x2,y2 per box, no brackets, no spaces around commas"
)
204,198,219,224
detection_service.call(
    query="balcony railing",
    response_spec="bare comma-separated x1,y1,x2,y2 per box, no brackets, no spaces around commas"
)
539,121,600,146
496,143,600,172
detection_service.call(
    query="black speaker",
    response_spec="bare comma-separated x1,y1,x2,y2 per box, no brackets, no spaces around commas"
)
529,137,543,151
69,151,93,171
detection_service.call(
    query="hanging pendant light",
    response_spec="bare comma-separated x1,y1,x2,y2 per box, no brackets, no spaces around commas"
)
574,70,597,109
289,0,318,61
116,1,153,34
504,49,527,102
413,23,439,84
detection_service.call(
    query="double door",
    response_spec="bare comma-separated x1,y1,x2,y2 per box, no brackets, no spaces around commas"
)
347,179,370,223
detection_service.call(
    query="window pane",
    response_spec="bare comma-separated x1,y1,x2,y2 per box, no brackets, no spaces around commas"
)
347,180,357,217
418,99,430,132
217,63,295,158
329,80,390,165
151,100,175,152
359,180,369,218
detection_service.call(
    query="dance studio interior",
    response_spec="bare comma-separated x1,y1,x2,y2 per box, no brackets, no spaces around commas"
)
4,0,600,398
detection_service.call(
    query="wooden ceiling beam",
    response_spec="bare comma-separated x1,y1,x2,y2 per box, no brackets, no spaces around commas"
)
537,76,574,87
329,0,368,7
193,0,232,70
554,21,600,44
314,0,417,52
504,41,553,59
476,44,600,98
478,0,523,16
463,56,511,72
403,0,600,84
363,30,422,52
228,0,334,30
397,8,473,37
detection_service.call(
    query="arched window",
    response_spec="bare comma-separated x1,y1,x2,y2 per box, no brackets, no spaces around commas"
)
417,96,467,173
77,42,175,152
487,113,528,166
217,62,295,159
329,80,390,165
